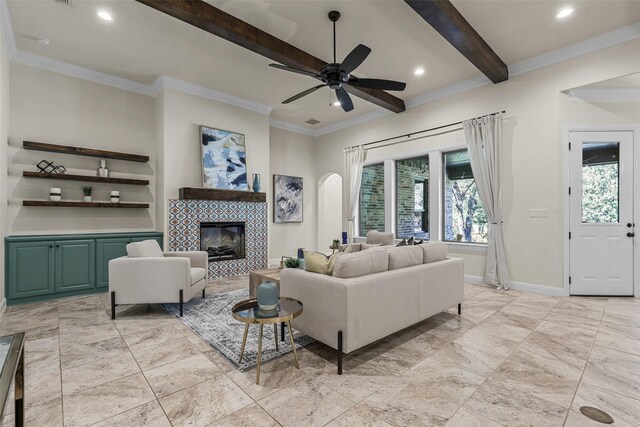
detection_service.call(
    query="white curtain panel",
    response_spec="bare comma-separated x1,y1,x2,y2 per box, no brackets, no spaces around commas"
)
343,145,367,243
464,113,511,289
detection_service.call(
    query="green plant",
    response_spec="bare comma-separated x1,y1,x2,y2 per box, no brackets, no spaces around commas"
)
284,257,301,268
331,239,340,250
81,185,95,196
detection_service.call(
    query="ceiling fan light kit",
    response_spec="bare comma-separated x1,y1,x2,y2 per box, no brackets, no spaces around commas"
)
269,11,407,112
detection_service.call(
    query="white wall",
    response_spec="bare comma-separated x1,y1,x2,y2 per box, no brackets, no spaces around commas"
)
318,173,342,251
269,126,318,259
315,38,640,290
157,88,270,250
0,18,10,311
8,63,156,234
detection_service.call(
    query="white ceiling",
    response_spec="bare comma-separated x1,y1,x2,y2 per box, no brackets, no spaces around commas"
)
6,0,640,129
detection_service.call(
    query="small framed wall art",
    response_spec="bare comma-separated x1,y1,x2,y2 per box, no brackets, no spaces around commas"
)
273,174,303,223
200,126,248,190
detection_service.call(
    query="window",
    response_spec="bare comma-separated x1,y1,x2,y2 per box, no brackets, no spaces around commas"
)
581,142,619,223
443,149,487,243
396,156,429,239
359,163,385,236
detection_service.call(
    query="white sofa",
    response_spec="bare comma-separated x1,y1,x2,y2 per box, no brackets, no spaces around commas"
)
281,242,463,373
108,240,208,319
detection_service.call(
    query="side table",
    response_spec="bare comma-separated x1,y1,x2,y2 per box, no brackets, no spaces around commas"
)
231,297,303,384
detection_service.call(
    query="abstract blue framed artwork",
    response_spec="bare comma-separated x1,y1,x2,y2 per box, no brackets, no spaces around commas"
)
200,126,248,190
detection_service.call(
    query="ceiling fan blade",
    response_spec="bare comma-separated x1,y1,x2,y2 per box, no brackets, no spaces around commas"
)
340,44,371,74
347,78,407,91
269,63,320,79
335,86,354,112
282,84,326,104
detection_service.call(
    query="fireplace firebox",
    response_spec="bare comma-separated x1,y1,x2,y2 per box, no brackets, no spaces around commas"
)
200,222,246,261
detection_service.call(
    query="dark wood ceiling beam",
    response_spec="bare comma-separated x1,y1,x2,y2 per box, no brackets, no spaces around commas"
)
135,0,405,113
404,0,508,83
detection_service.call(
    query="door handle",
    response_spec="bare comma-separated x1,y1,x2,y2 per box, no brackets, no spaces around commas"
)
627,232,635,238
627,223,633,228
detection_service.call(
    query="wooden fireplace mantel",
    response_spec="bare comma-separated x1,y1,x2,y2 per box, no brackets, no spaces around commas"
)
179,187,266,203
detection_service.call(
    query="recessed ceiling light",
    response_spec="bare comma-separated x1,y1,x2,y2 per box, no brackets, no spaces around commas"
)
556,7,574,19
414,67,425,76
36,37,51,46
97,10,113,21
333,101,341,107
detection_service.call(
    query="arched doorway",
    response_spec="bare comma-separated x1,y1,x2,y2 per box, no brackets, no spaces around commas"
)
318,173,342,251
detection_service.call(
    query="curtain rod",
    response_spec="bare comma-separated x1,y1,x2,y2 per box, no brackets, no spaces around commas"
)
346,110,506,151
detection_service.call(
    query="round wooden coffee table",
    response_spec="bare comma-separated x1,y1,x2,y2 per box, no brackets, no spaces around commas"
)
231,297,303,384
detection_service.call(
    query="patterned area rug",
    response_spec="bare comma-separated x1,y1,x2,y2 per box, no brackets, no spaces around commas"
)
163,288,314,371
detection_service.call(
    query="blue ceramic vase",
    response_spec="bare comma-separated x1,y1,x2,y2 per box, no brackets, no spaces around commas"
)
256,281,279,310
252,174,261,193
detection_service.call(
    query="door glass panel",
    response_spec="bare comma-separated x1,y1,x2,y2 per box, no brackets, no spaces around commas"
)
582,142,619,223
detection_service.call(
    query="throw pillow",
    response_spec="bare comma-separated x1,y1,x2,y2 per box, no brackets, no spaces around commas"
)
361,243,382,250
414,239,424,245
343,243,362,253
304,251,339,275
126,239,163,257
407,236,415,245
396,238,407,247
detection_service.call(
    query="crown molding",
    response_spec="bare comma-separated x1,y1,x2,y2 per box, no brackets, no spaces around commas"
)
314,108,391,137
509,22,640,77
567,88,640,102
154,76,272,115
268,119,316,136
0,0,16,57
12,49,154,96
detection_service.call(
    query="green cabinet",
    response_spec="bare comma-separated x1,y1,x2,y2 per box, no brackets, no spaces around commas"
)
7,241,55,299
96,238,129,289
5,232,163,305
55,240,95,292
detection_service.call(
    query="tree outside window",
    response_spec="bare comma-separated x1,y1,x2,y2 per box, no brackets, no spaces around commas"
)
443,150,487,243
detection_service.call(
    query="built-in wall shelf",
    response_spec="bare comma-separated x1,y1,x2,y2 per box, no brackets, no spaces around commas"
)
23,201,149,209
23,141,149,163
23,171,149,186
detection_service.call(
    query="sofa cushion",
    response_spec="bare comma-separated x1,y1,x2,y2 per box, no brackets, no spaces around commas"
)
421,241,448,263
305,251,339,275
386,245,424,270
365,230,395,246
333,247,389,278
126,239,163,258
190,267,206,284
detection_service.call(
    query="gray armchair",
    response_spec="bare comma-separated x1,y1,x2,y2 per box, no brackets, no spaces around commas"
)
108,240,208,319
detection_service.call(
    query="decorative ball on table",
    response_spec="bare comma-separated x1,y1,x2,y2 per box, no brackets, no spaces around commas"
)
256,280,279,311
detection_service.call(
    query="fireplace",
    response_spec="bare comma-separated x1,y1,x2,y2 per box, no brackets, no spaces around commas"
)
200,222,246,261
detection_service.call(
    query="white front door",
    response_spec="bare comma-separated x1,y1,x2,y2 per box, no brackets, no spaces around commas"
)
569,131,634,296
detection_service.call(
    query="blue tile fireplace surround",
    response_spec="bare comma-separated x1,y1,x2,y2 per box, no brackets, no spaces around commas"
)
168,199,268,278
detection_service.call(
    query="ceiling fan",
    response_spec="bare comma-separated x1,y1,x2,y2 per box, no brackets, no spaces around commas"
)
269,11,407,112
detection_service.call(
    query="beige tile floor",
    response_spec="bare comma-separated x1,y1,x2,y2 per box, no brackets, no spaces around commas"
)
0,277,639,426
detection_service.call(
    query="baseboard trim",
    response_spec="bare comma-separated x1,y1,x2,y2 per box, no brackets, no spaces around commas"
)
464,275,569,296
0,298,6,318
